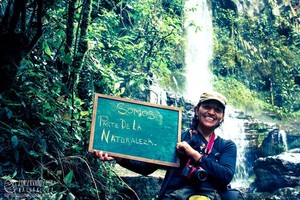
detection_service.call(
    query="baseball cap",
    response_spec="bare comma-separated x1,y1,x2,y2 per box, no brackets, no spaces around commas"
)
199,91,227,108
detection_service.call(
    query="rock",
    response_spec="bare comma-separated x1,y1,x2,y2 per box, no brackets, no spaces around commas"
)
253,149,300,192
273,186,300,200
259,128,286,157
121,176,164,199
114,164,165,199
247,186,300,200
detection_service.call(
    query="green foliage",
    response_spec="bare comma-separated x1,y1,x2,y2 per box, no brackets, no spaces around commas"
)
212,1,300,118
0,0,185,198
0,56,133,198
1,0,299,198
213,76,264,113
87,0,185,99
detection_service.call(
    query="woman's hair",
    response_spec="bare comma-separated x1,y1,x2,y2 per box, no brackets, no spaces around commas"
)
190,101,225,131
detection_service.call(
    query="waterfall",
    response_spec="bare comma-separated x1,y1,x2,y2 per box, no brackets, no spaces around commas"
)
216,108,250,188
184,0,249,188
184,0,213,104
279,129,288,151
149,74,168,105
150,84,167,105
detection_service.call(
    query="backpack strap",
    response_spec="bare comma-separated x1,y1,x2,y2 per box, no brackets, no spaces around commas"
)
204,132,215,157
188,130,220,160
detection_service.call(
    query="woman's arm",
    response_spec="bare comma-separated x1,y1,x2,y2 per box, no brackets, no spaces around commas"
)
199,140,237,185
176,137,237,186
93,150,159,176
117,159,159,176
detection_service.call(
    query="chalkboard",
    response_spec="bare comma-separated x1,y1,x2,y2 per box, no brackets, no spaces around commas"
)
89,93,182,167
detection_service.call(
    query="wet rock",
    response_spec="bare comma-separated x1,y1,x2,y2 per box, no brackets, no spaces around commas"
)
253,149,300,193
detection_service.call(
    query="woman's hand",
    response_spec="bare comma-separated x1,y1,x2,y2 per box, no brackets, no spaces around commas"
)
93,150,115,161
176,141,202,162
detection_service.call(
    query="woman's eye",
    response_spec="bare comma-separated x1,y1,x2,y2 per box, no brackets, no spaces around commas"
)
202,105,211,110
215,108,223,113
201,104,223,113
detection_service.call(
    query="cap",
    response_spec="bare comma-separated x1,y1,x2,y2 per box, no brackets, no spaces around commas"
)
199,91,227,108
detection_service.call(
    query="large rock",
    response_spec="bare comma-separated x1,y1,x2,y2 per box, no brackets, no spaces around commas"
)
253,148,300,192
121,176,163,199
247,186,300,200
259,128,286,157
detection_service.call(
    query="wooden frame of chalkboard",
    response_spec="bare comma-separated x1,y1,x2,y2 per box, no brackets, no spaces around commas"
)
89,93,182,167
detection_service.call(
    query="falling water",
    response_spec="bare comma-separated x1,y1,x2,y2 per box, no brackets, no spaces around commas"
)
184,0,213,104
216,108,250,188
279,129,289,151
184,0,249,188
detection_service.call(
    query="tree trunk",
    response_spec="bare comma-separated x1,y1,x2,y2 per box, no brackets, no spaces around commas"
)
61,0,77,94
70,0,92,96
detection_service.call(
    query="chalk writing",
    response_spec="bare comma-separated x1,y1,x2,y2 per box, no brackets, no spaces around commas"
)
89,94,181,167
97,115,142,131
100,129,156,146
97,115,119,128
120,119,142,130
117,103,156,120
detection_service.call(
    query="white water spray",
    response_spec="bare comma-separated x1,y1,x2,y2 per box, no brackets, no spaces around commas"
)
216,107,250,188
279,129,288,151
184,0,249,188
184,0,213,104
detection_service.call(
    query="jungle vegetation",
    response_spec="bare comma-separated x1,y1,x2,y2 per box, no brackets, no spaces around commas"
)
0,0,299,199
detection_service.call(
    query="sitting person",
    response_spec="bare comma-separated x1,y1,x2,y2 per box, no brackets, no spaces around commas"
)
94,91,237,200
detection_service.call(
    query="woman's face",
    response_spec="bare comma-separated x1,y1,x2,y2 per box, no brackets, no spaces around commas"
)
197,100,224,129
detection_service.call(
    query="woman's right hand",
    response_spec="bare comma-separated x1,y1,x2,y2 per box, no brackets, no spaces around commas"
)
93,150,115,161
176,141,202,162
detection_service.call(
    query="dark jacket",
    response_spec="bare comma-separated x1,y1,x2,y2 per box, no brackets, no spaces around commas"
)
118,129,237,199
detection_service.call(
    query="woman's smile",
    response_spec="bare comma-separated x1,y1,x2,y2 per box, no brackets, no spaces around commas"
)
203,115,215,122
197,100,224,129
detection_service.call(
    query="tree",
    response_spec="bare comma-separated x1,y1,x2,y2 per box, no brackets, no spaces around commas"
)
0,0,185,198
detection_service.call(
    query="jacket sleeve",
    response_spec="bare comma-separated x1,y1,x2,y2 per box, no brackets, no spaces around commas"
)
117,159,160,176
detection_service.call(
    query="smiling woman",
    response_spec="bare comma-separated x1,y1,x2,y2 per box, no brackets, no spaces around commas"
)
197,100,224,138
191,92,227,133
94,91,241,200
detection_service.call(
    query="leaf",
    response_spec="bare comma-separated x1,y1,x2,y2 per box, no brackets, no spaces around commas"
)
43,41,52,56
5,107,13,119
66,192,76,200
74,133,82,141
120,87,125,95
71,145,83,151
1,175,12,180
13,149,19,162
1,171,17,180
40,138,47,151
64,170,73,184
11,136,18,148
29,150,39,157
73,112,80,120
61,52,72,64
80,111,89,116
44,102,51,110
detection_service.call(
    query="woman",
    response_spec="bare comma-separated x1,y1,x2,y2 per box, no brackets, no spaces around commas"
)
95,91,237,200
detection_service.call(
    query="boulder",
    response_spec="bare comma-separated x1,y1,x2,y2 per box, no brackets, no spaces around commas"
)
121,176,163,199
259,128,286,157
253,148,300,192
